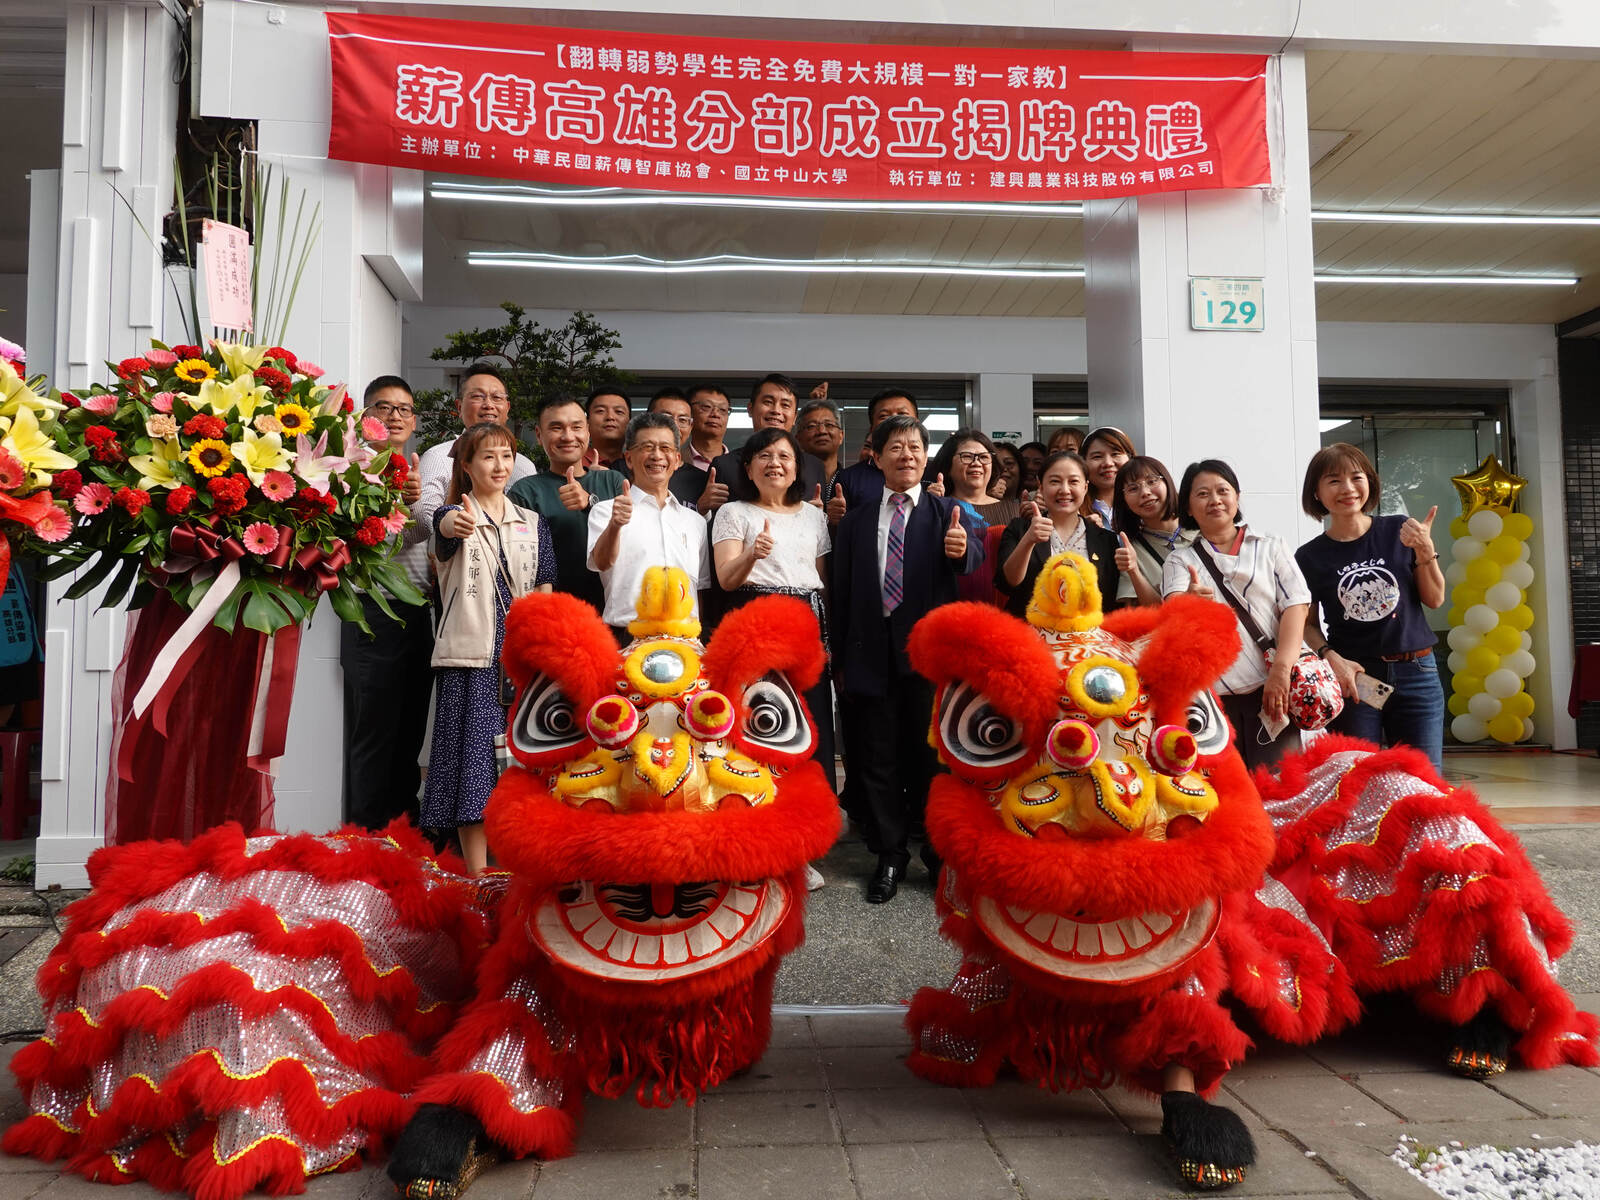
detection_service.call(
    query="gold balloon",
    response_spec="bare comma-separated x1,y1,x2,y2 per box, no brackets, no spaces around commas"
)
1451,455,1527,516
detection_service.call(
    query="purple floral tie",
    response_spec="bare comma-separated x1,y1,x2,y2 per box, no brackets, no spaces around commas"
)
884,493,909,611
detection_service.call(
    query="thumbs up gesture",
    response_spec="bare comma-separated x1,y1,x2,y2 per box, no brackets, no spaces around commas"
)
752,517,775,560
826,482,847,526
609,479,634,527
1399,504,1439,558
1185,563,1214,599
1114,531,1138,574
809,483,824,508
1025,499,1052,545
402,451,421,504
558,464,589,511
943,505,968,559
697,472,729,515
928,472,946,497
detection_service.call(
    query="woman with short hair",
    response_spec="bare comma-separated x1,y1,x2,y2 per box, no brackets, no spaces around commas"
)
1081,426,1137,528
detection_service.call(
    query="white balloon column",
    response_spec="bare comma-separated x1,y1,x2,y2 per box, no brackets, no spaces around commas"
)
1443,456,1536,745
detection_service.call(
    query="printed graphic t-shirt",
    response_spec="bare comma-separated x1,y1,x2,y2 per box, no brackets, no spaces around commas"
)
1295,514,1435,662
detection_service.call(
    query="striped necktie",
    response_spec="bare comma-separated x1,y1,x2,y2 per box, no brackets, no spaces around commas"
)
884,492,910,611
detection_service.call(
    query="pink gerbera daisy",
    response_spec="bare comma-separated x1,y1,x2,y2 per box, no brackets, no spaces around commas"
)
149,391,177,413
82,393,117,415
260,470,297,501
144,348,178,368
382,507,409,534
0,451,24,490
33,502,72,543
73,482,112,515
296,360,325,379
360,416,387,442
242,522,280,555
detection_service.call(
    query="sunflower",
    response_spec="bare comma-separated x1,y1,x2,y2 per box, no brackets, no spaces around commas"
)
273,402,314,438
174,358,216,383
185,438,233,478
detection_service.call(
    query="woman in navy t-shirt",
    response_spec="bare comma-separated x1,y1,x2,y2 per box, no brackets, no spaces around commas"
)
1295,443,1447,769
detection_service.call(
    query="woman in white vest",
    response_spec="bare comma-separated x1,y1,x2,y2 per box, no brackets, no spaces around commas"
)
424,422,554,874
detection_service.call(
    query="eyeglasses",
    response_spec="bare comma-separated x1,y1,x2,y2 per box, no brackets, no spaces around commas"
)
464,390,509,405
753,451,795,464
691,402,730,416
369,402,415,418
799,421,841,434
954,451,992,465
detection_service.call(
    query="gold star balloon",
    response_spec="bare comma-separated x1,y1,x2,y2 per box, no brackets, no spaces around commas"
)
1451,455,1526,516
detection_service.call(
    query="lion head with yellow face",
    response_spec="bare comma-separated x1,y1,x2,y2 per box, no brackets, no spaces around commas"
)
487,568,839,1002
909,553,1276,1000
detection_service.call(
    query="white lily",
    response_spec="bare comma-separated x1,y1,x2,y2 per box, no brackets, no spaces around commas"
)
0,359,64,419
196,373,273,420
0,406,77,486
129,437,183,490
211,340,268,377
231,428,294,486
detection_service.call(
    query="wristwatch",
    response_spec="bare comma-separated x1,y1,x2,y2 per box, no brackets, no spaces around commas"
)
1314,644,1330,659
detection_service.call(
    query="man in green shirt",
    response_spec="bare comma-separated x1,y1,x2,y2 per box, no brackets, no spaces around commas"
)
508,396,626,616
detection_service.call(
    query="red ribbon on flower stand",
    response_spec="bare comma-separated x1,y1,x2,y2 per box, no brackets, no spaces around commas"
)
103,523,349,845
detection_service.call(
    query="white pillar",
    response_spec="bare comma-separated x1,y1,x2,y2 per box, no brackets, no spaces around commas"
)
973,373,1035,446
1084,51,1322,544
34,3,181,887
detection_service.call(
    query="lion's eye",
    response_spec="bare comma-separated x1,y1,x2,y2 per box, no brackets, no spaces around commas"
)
511,673,585,757
937,682,1029,771
1184,690,1230,756
740,673,812,756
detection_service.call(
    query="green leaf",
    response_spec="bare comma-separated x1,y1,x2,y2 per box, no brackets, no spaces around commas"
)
62,552,122,600
211,581,247,631
100,556,144,609
326,582,368,633
240,586,292,635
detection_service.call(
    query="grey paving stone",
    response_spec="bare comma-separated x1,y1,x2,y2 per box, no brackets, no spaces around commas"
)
530,1148,692,1200
0,1150,59,1176
1228,1039,1332,1078
1094,1085,1165,1134
573,1092,693,1151
847,1139,1018,1200
1488,1064,1600,1117
29,1177,162,1200
808,1011,910,1048
713,1046,826,1094
821,1042,934,1090
997,1132,1186,1200
457,1158,540,1200
1309,1132,1464,1200
1223,1119,1351,1196
962,1081,1124,1138
767,1013,815,1050
696,1089,837,1147
0,931,54,1037
1350,1071,1533,1123
1224,1074,1400,1129
834,1086,982,1144
699,1144,855,1200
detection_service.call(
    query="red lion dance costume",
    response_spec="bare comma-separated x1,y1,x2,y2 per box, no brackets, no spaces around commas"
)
4,568,838,1199
905,553,1596,1190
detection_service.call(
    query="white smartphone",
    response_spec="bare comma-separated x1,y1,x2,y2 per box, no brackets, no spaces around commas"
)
1355,672,1395,710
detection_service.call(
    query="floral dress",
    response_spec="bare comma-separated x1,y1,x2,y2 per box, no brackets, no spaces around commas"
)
422,505,554,828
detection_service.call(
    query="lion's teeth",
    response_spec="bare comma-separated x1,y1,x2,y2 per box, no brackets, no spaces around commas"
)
1120,917,1152,949
1098,921,1125,956
1144,911,1173,934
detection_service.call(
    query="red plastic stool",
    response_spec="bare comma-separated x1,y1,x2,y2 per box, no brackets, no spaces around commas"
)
0,727,41,840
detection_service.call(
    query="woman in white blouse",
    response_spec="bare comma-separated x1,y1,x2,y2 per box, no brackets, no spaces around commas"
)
1161,459,1311,770
712,427,835,791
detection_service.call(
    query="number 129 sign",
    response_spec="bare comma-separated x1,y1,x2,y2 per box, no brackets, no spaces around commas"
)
1190,277,1263,332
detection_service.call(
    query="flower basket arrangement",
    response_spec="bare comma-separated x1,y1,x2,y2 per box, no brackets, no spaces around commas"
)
35,339,423,630
18,338,426,843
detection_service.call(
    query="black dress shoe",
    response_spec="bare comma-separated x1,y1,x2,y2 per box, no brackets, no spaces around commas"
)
867,860,905,904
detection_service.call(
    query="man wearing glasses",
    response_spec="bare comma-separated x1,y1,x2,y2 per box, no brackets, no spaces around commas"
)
668,383,732,509
414,363,537,542
341,375,434,832
796,394,846,499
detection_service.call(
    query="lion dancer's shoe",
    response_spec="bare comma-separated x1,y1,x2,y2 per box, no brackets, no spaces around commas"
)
1244,737,1598,1076
2,824,490,1200
391,571,840,1197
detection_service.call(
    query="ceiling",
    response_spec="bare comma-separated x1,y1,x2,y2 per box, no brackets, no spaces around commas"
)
425,48,1600,325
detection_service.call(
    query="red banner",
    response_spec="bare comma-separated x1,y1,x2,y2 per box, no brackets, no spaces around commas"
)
327,14,1270,202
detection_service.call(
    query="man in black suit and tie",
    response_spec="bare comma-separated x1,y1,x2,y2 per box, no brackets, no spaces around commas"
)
831,415,983,903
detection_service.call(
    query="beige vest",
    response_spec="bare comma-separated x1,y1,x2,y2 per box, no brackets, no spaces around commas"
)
431,493,543,668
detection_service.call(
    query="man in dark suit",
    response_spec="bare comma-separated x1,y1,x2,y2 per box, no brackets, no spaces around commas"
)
826,387,935,525
708,373,828,505
831,415,983,904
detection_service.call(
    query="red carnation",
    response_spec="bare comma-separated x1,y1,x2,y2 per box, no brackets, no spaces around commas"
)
207,475,248,516
166,485,196,515
84,424,116,445
53,469,84,499
181,414,227,439
255,365,292,397
290,487,336,520
354,515,388,547
384,454,410,487
115,357,151,380
171,345,203,360
262,346,298,371
113,486,150,517
59,391,81,409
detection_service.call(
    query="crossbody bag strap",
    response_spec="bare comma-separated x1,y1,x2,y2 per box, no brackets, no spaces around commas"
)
1193,541,1276,653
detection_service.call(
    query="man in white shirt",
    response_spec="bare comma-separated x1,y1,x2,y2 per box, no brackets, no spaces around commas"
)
587,412,711,643
414,362,537,541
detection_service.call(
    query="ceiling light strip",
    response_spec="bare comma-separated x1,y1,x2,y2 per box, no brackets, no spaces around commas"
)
1314,210,1600,227
1314,273,1577,287
431,182,1083,217
466,252,1081,278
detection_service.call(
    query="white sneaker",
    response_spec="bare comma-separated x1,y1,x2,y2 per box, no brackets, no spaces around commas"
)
804,863,825,892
